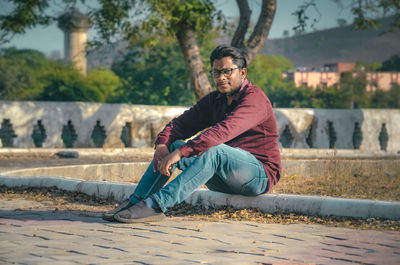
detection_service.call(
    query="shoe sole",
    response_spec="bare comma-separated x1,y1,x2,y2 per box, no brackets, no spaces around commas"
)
114,213,165,223
102,213,117,222
101,200,133,222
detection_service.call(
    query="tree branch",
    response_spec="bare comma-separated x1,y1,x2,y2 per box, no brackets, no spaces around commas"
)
244,0,276,65
231,0,251,49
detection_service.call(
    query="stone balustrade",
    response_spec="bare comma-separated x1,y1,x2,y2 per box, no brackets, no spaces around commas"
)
1,100,399,152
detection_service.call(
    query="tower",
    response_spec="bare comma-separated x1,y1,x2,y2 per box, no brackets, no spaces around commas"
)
58,8,90,75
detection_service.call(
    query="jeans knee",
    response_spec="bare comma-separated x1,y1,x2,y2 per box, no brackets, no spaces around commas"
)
200,145,229,164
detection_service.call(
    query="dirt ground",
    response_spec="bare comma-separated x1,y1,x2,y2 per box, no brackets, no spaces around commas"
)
1,155,399,231
1,186,399,231
270,171,400,201
1,156,399,201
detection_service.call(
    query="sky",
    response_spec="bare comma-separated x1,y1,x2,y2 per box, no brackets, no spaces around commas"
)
2,0,354,57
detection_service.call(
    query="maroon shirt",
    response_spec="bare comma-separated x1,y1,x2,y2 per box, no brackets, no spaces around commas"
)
155,79,281,192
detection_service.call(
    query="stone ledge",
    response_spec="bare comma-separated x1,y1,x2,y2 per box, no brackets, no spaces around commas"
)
1,147,399,160
1,175,399,220
3,158,399,182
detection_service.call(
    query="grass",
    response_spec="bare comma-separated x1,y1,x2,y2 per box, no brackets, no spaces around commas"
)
271,169,400,201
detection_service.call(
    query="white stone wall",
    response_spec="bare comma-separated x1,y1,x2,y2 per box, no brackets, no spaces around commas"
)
1,100,399,152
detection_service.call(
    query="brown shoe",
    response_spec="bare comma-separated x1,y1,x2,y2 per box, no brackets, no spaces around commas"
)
114,201,165,223
102,199,132,222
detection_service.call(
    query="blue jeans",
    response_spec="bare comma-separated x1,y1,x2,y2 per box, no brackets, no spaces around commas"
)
131,140,268,212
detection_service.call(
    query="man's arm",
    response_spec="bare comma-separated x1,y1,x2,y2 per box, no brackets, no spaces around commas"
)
179,88,271,157
152,93,214,174
157,148,182,176
155,93,213,147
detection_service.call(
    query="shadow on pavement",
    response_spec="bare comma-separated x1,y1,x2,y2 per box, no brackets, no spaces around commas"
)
0,209,106,224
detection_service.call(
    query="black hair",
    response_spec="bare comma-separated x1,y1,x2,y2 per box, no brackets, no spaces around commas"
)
210,45,247,69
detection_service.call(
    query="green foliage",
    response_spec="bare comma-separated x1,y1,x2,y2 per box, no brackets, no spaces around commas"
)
0,48,49,100
86,69,122,102
0,47,121,102
247,54,294,93
387,83,400,108
111,37,196,106
89,0,223,48
37,64,102,102
0,0,53,43
352,0,400,34
356,60,382,71
314,85,351,108
371,84,400,108
292,0,400,34
266,68,399,109
268,83,316,108
247,54,317,108
380,54,400,71
142,0,222,36
340,72,370,108
337,18,347,27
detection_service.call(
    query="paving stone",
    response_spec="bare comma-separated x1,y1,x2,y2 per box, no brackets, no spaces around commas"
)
1,200,400,264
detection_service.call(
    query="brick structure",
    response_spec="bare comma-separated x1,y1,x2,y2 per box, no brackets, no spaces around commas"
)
285,62,400,92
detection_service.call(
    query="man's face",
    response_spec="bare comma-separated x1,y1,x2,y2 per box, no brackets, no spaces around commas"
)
211,57,247,95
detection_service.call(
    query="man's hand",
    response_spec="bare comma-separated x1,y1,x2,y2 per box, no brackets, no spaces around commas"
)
153,144,170,172
157,149,182,177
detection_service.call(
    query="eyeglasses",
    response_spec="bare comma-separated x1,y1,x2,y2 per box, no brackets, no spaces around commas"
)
210,67,239,78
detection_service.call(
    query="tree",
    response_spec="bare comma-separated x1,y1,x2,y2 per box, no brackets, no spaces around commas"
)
247,54,293,93
111,37,196,105
268,83,316,108
340,72,370,108
371,83,400,108
38,64,103,102
336,18,347,27
356,60,382,71
94,0,277,100
282,30,290,38
0,0,277,100
387,83,400,108
314,85,351,109
0,47,112,102
380,54,400,71
86,68,122,103
1,0,399,102
294,0,400,34
0,48,51,100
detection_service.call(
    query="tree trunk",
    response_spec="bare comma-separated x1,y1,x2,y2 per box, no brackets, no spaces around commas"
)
176,23,212,100
231,0,251,49
175,0,276,101
232,0,277,65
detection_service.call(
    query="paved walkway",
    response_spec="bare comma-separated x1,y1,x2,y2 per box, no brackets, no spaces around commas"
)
1,199,399,265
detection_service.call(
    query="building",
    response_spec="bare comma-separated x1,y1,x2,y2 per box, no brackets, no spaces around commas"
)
284,62,400,92
366,72,400,92
323,62,356,73
285,71,340,89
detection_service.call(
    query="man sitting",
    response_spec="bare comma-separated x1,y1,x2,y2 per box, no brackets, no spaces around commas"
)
102,45,281,223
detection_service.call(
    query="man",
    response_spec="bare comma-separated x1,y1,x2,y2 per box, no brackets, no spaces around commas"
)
102,45,281,223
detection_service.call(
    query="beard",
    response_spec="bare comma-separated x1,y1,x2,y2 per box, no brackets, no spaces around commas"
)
225,82,242,96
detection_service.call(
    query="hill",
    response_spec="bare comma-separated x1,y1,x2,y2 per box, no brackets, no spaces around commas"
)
262,17,400,68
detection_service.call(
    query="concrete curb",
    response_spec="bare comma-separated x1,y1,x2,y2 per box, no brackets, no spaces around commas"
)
0,175,136,202
186,191,400,220
1,175,399,220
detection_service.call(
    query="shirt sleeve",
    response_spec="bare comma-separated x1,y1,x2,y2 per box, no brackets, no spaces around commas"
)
179,88,270,157
154,93,214,147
